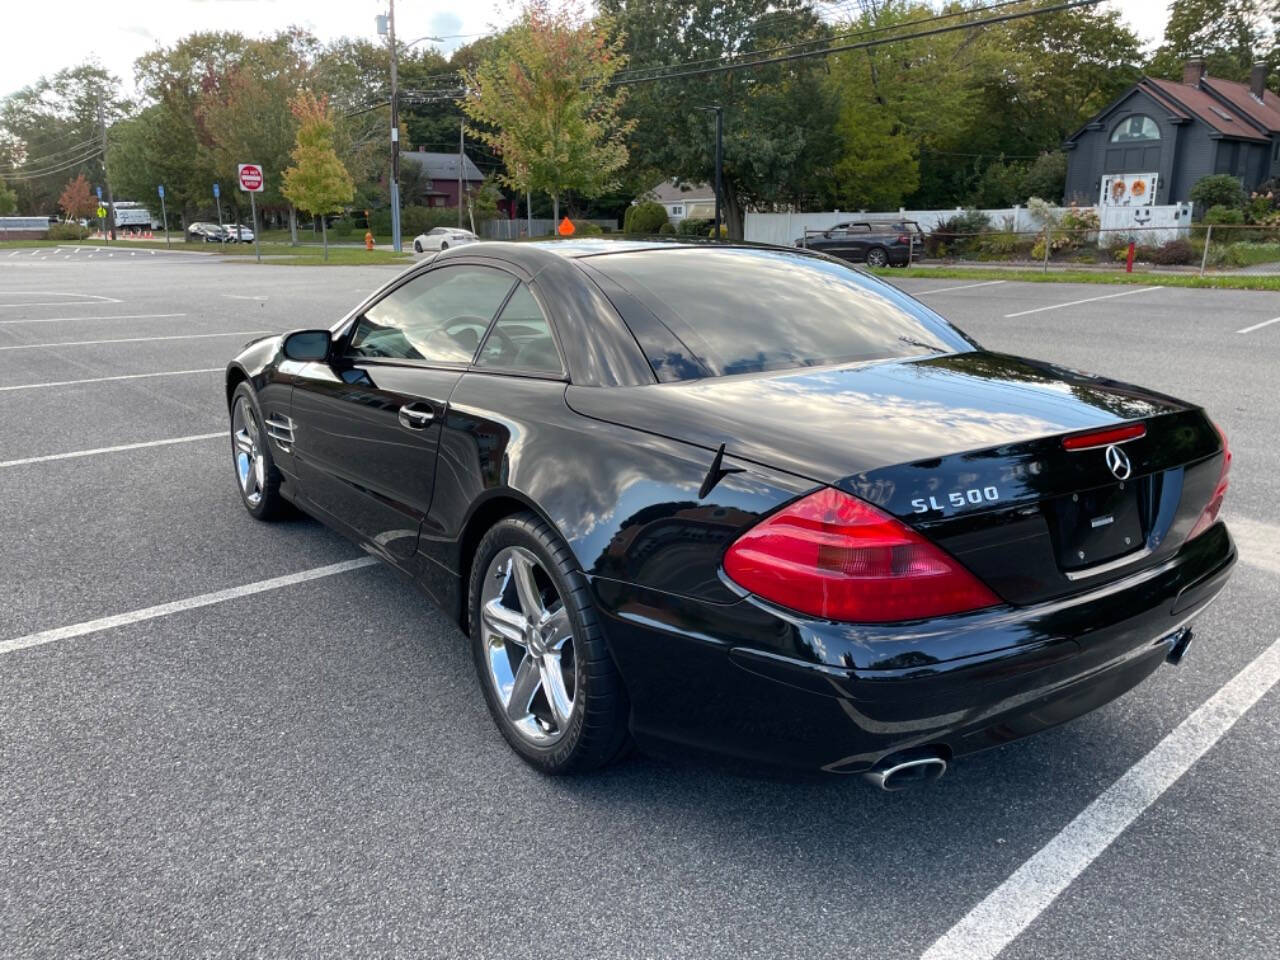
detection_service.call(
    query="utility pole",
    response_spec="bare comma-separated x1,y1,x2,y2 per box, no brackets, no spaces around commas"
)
458,119,465,229
96,92,117,244
386,1,402,253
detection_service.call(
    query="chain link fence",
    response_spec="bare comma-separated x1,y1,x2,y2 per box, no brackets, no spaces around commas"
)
866,222,1280,275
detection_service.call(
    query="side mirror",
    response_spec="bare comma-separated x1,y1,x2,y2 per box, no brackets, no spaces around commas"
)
282,329,331,362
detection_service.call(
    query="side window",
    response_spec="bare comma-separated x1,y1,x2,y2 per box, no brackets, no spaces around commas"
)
346,266,515,364
475,284,563,375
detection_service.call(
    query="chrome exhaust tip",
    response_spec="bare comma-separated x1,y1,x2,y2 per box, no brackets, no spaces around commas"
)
1166,627,1194,665
862,754,948,791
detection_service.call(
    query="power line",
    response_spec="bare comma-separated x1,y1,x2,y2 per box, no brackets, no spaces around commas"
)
0,135,103,174
611,0,1104,86
4,148,103,181
612,0,1038,81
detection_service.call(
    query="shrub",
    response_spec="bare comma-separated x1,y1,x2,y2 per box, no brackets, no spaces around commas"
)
1204,205,1245,225
1190,174,1246,213
925,210,990,257
572,220,604,235
1148,238,1196,265
369,205,461,236
977,230,1018,258
48,222,87,240
1022,152,1068,203
625,201,669,235
677,217,711,236
658,221,676,235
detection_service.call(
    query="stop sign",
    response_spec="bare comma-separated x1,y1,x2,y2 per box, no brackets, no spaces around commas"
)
238,164,264,193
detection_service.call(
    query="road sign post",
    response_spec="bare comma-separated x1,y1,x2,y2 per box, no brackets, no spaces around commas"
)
238,164,265,264
96,186,107,246
213,182,223,243
157,185,170,249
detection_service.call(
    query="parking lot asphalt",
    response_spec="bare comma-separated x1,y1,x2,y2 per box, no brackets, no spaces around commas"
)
1,254,1277,959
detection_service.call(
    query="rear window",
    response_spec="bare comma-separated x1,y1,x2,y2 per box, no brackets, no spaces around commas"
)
583,247,972,380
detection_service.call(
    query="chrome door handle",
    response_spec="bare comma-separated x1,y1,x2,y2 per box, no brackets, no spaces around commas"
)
398,404,434,430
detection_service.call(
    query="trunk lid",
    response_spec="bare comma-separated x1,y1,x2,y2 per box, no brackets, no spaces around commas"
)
566,351,1222,604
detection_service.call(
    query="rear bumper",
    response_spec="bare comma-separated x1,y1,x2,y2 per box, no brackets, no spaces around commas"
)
593,522,1235,773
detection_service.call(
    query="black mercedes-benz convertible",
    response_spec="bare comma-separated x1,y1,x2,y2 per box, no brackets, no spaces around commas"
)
224,240,1235,788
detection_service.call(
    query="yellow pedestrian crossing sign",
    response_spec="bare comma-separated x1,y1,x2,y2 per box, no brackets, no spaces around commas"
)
97,205,107,218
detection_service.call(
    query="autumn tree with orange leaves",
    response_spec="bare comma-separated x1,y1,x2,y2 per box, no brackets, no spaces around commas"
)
463,0,632,223
58,173,96,237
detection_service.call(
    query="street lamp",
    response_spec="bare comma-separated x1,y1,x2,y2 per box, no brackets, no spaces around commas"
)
696,105,723,239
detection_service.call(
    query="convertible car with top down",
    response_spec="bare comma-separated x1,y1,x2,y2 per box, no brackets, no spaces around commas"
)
224,239,1235,789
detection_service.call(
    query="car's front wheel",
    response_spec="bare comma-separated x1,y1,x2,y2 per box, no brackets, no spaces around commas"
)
413,240,422,253
229,383,287,521
469,513,630,774
440,241,449,250
865,246,889,267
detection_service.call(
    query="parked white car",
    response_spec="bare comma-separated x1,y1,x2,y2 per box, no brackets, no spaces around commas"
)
229,224,255,242
412,227,479,254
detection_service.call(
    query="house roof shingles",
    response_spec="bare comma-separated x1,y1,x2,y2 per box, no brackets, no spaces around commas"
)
1201,76,1280,134
1143,77,1271,142
647,179,715,203
403,151,486,182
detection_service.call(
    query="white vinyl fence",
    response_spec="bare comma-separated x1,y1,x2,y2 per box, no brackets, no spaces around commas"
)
744,203,1194,248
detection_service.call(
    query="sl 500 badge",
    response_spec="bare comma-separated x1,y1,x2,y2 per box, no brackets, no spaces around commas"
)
912,486,1000,513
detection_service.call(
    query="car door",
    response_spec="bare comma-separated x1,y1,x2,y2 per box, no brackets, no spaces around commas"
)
289,263,519,562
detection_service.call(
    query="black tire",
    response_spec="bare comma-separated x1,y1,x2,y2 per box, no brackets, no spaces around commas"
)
865,246,889,267
413,240,422,253
229,382,288,521
468,512,631,774
440,241,449,250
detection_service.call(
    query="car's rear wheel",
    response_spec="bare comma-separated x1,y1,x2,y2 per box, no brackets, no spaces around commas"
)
469,513,630,774
230,383,287,521
865,246,889,267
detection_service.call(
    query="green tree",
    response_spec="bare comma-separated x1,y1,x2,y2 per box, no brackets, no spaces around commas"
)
603,0,839,237
282,92,355,260
198,31,317,233
0,178,16,214
0,64,125,215
463,0,633,223
1148,0,1276,84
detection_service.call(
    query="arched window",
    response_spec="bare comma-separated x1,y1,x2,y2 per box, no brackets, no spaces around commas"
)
1111,115,1161,142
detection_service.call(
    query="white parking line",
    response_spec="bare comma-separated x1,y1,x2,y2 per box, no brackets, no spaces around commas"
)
0,312,186,326
1003,286,1162,318
0,368,221,393
0,432,223,468
0,330,267,351
0,557,379,656
0,291,122,307
223,294,268,301
1237,316,1280,335
915,280,1007,295
920,635,1280,960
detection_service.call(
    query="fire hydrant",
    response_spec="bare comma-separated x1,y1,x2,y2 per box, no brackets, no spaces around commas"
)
364,231,375,251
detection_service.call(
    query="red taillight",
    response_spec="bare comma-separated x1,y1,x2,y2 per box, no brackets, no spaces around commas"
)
1187,422,1231,541
1061,423,1146,450
723,488,1001,623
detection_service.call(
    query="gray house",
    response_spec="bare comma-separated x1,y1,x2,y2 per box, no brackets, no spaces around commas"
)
1064,59,1280,207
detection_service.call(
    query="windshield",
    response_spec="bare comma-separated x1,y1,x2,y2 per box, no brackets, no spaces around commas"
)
584,247,974,381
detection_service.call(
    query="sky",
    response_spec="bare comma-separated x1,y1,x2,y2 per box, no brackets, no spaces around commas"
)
1,0,1174,100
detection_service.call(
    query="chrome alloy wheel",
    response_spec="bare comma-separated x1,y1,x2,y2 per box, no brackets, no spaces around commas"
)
480,546,577,745
231,397,266,507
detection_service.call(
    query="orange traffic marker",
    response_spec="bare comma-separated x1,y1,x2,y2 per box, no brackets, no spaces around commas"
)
557,216,575,236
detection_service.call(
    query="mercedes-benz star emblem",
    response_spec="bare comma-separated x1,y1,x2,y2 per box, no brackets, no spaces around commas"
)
1105,444,1131,480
